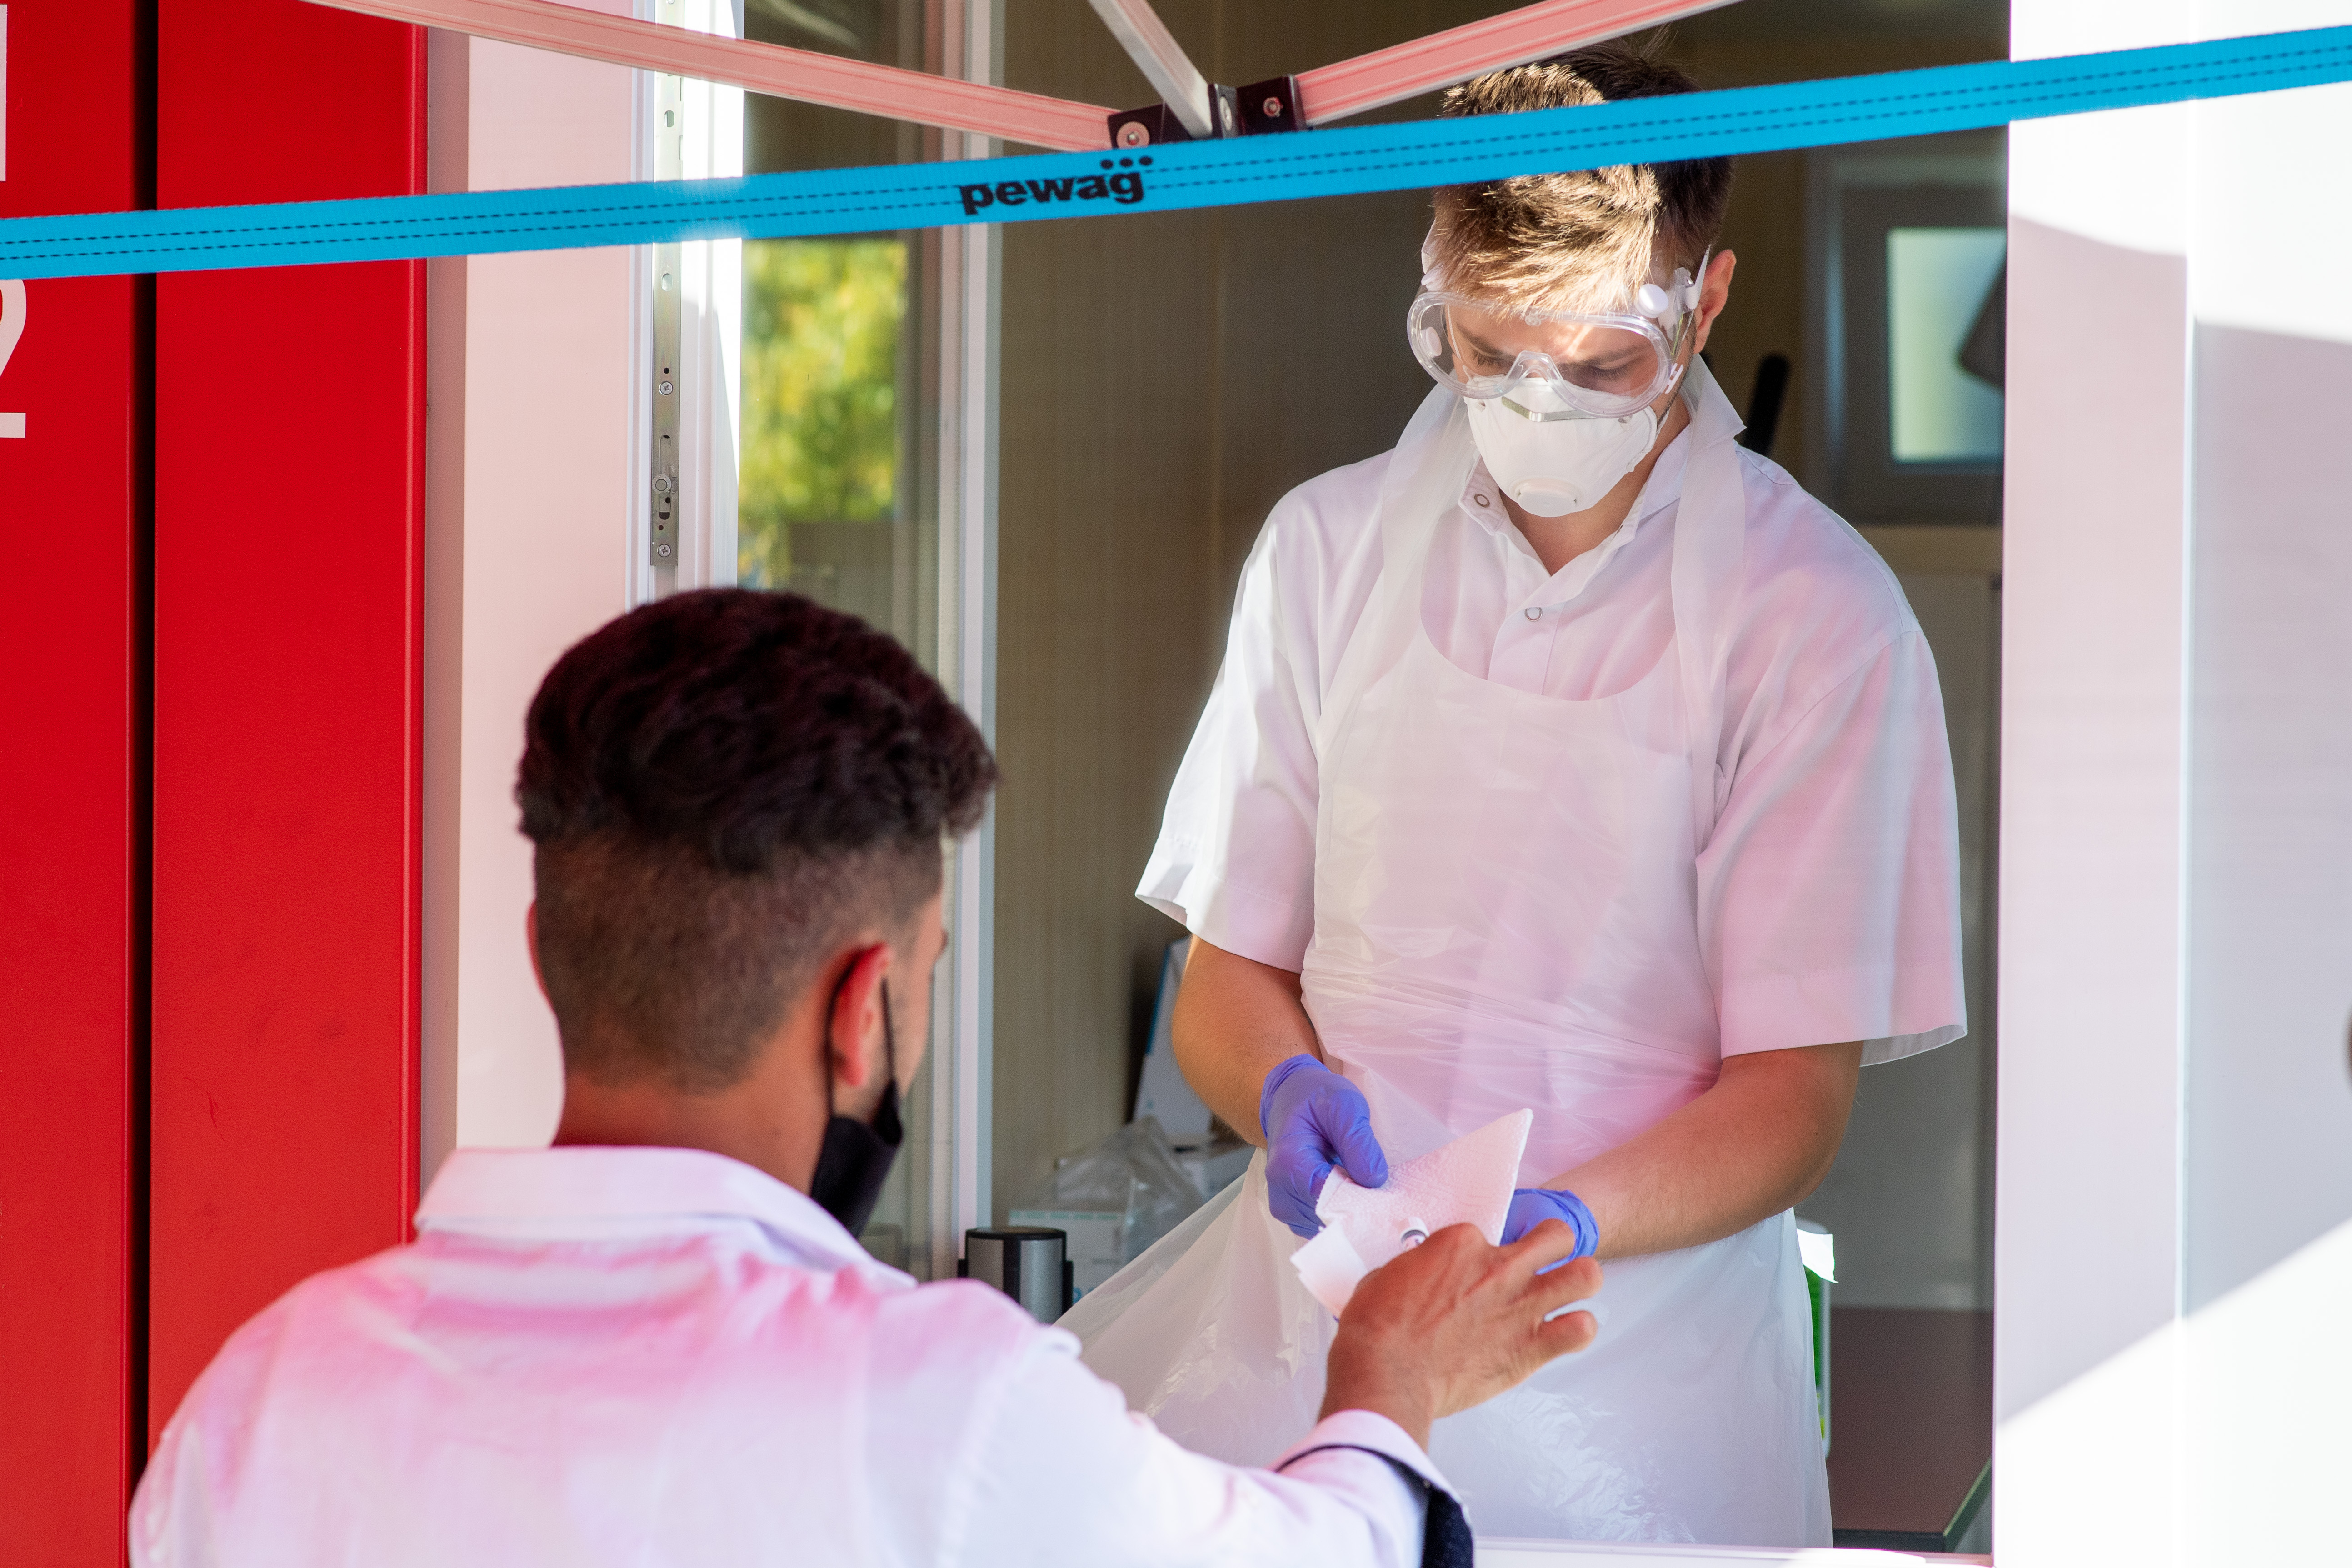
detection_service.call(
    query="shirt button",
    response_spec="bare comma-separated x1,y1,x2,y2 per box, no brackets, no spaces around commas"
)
1524,606,1543,621
1474,494,1491,508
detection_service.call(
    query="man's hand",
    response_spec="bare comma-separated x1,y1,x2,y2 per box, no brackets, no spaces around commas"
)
1260,1055,1389,1238
1320,1220,1602,1448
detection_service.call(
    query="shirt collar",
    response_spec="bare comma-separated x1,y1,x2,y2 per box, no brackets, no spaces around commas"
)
417,1144,891,1279
1634,419,1693,524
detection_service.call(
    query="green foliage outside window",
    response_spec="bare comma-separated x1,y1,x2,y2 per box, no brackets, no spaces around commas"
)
738,238,906,589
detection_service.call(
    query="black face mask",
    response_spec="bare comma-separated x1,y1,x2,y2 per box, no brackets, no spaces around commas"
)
808,974,904,1238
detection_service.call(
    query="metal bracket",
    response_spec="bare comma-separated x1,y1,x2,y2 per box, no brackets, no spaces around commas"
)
1106,100,1188,150
1238,75,1302,136
1106,83,1273,148
1107,83,1236,149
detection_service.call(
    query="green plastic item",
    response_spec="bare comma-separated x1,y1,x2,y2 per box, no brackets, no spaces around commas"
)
1806,1265,1831,1453
1796,1218,1834,1455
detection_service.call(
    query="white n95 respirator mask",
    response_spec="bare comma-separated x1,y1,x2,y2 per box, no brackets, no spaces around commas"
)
1463,394,1660,517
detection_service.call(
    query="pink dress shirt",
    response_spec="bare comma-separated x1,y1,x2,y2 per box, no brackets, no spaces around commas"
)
131,1145,1453,1568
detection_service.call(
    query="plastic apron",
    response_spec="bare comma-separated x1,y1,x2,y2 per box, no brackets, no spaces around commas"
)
1069,361,1830,1548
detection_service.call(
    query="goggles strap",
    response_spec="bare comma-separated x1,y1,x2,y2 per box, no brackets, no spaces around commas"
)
1649,246,1713,412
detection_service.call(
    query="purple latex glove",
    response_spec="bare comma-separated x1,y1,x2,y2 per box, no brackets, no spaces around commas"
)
1503,1188,1601,1264
1258,1054,1389,1238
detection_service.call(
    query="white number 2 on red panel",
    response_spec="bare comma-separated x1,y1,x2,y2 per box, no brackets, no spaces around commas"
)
0,281,24,439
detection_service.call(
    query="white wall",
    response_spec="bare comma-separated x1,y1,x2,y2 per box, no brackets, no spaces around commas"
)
2177,10,2352,1554
1998,3,2352,1561
423,14,643,1176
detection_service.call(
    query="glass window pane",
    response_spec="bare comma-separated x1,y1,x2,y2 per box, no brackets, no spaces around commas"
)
735,231,930,1276
1888,226,2006,464
737,236,908,619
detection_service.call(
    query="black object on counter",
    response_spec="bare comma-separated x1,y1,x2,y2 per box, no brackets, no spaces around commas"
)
962,1227,1071,1323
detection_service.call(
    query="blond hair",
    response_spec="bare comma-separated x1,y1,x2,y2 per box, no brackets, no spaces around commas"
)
1429,39,1732,315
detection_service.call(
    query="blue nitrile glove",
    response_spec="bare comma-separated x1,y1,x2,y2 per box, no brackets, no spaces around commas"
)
1503,1188,1601,1263
1259,1054,1389,1238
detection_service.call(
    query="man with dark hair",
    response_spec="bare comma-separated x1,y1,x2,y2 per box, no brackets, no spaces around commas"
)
130,588,1603,1567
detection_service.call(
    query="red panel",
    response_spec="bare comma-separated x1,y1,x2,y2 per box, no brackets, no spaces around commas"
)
150,0,424,1446
0,5,152,1560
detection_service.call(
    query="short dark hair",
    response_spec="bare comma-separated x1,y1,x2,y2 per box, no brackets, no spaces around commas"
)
1432,37,1733,310
518,589,996,1091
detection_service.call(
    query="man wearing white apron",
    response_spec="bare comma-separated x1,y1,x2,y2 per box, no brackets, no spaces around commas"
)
1069,43,1964,1548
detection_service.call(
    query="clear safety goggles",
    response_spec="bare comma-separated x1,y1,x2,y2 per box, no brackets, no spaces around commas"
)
1406,255,1707,422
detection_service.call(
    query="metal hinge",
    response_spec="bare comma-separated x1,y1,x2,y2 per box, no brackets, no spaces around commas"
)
651,245,680,568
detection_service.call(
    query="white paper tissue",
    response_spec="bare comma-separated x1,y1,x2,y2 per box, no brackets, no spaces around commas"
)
1288,1109,1533,1314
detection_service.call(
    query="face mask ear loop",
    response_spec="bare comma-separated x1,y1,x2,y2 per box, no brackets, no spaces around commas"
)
1658,330,1697,417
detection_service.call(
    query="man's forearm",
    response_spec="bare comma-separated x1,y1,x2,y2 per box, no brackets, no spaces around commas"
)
1548,1041,1863,1259
1170,936,1324,1147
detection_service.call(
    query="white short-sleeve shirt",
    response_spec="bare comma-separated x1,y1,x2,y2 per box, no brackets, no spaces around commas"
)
1139,433,1964,1066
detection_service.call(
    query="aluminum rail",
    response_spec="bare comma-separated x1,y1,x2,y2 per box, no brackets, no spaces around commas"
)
301,0,1116,150
1296,0,1740,125
1084,0,1215,139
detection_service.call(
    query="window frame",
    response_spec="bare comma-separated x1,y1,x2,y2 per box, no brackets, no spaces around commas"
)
1807,135,2007,526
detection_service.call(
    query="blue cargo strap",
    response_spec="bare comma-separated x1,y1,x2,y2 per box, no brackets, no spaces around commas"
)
3,25,2350,280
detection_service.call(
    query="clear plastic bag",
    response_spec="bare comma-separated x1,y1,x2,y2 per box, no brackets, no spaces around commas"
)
1062,1154,1330,1468
1029,1116,1204,1267
1069,1149,1829,1544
